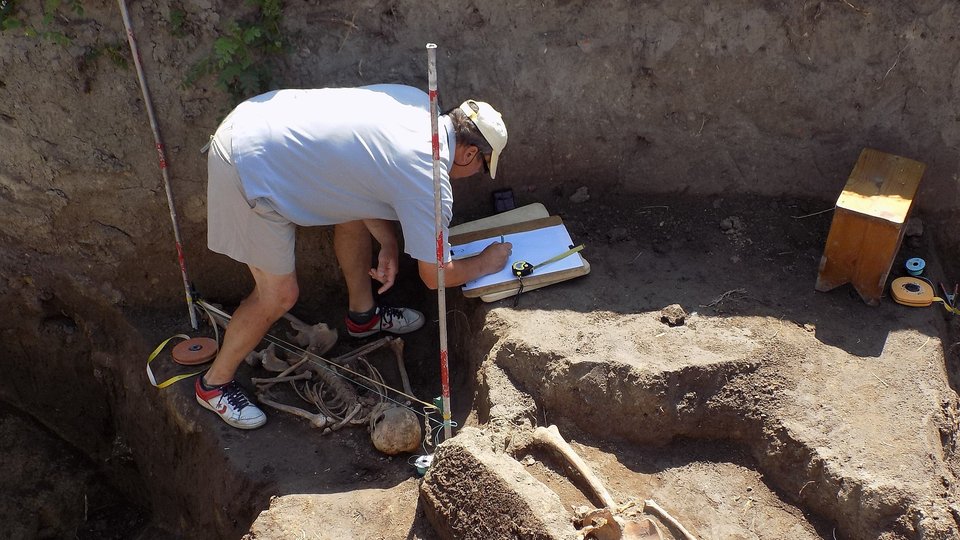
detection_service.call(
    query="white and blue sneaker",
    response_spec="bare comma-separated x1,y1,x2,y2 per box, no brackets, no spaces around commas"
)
195,378,266,430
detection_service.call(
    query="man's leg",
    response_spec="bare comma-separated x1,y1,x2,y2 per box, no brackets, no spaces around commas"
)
334,221,375,313
196,266,298,429
205,266,299,384
335,221,424,337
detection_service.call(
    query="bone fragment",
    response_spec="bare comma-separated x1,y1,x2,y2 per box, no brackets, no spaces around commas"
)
623,519,664,540
642,500,697,540
257,393,330,429
531,425,617,509
577,506,663,540
387,337,414,397
578,508,621,540
283,312,338,355
243,344,265,367
245,343,290,372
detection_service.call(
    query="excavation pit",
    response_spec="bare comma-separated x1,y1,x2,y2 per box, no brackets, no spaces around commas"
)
3,193,958,539
5,4,960,536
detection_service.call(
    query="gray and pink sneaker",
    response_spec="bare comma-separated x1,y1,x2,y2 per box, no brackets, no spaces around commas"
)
346,306,425,338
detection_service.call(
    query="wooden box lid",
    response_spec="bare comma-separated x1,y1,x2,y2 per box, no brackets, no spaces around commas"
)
835,148,925,224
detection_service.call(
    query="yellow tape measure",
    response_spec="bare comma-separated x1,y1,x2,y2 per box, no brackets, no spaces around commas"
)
891,277,959,314
511,244,585,278
146,334,213,389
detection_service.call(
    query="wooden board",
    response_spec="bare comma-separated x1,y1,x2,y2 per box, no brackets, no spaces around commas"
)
815,148,925,305
449,203,550,236
449,216,562,246
835,148,925,224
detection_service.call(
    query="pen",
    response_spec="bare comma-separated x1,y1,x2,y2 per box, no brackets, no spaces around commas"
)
500,235,505,243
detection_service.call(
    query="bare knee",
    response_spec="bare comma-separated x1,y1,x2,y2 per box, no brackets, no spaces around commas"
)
248,267,300,319
271,277,299,314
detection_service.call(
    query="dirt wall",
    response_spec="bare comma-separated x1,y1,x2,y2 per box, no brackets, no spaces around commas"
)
2,0,960,311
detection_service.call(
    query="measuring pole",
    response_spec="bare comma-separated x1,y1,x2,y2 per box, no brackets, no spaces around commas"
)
118,0,198,329
427,43,453,441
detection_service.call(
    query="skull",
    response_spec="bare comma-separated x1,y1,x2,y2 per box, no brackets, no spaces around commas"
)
371,406,422,455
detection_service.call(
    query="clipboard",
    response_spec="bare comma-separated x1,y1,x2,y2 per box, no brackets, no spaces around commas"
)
449,205,590,301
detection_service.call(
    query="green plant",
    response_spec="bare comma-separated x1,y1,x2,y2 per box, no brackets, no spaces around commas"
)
169,8,186,37
1,0,82,45
0,0,16,30
189,0,286,102
84,42,128,69
3,0,128,81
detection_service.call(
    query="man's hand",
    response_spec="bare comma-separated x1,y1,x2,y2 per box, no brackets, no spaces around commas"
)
479,241,512,274
369,243,399,294
418,241,513,289
362,219,400,294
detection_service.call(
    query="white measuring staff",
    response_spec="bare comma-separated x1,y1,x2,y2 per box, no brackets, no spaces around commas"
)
427,43,453,441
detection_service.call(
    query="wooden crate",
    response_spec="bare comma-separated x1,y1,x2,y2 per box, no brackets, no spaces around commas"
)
815,148,925,305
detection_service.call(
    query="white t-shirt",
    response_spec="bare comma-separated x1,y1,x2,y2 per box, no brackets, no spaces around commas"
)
230,84,455,262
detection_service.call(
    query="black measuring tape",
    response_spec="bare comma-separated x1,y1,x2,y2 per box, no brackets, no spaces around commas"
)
511,244,585,278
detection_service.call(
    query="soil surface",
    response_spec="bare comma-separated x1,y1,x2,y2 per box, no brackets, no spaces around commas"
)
8,192,952,539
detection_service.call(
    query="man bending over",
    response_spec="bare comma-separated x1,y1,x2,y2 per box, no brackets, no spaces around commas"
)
198,84,511,429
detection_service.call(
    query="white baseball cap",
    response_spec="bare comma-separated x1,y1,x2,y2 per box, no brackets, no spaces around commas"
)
458,99,508,179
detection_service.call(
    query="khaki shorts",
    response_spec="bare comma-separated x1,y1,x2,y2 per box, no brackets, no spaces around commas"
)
206,118,296,275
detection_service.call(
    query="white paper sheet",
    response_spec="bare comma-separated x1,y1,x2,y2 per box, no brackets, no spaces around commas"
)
451,224,584,291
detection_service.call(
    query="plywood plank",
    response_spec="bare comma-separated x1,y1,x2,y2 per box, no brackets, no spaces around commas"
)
835,148,925,224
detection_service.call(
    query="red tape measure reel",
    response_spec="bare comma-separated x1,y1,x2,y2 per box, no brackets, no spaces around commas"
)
171,337,218,366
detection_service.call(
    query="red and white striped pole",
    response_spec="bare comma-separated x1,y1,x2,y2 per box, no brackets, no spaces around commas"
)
118,0,198,329
427,43,453,441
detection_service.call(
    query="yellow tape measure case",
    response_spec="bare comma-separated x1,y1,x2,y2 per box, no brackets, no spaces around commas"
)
891,277,934,307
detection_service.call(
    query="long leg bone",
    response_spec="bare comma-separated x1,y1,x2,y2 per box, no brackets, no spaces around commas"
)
387,337,414,397
333,336,392,364
531,425,617,509
251,372,313,385
257,393,331,429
